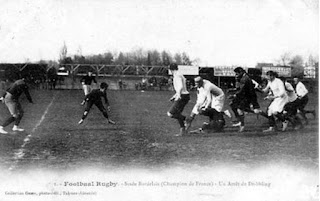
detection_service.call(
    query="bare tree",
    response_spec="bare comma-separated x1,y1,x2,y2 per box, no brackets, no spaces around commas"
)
279,52,291,66
59,41,68,64
289,54,304,77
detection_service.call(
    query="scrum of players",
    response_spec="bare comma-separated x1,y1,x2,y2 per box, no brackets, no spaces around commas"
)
0,64,316,136
168,64,316,136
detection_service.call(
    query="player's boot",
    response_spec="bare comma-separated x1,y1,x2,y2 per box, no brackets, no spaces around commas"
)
108,119,116,125
184,118,192,133
232,122,241,127
263,127,275,133
282,120,288,132
224,110,232,118
238,126,245,133
0,126,8,134
12,125,24,132
78,119,84,124
175,127,186,137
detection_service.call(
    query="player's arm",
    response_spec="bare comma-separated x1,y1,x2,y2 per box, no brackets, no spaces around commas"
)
80,76,85,84
285,83,294,93
93,77,97,84
103,92,110,110
23,85,33,103
0,92,6,103
203,87,213,109
173,76,184,101
261,83,270,93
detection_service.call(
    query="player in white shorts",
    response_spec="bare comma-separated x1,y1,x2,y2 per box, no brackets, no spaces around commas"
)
261,71,288,132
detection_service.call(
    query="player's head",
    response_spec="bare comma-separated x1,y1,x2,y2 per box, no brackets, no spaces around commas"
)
234,67,245,78
293,76,301,84
194,76,204,88
169,63,178,72
266,71,277,81
100,82,108,91
88,71,93,76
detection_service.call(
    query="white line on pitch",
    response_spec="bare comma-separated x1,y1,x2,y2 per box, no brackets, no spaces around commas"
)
10,94,57,170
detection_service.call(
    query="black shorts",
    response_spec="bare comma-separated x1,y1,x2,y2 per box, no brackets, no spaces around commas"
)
85,100,107,113
297,95,308,110
168,94,190,115
283,99,299,116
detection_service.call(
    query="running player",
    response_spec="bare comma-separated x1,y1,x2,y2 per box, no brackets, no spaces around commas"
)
0,78,33,134
261,71,288,132
229,67,261,132
293,77,316,124
280,77,303,131
167,63,190,136
78,82,115,125
80,71,97,96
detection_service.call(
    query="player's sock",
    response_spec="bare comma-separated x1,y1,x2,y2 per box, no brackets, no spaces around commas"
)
14,114,22,126
2,117,15,127
81,111,89,120
239,115,245,126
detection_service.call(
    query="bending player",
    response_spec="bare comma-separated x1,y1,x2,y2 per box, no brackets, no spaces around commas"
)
0,78,34,134
185,76,230,134
78,82,115,125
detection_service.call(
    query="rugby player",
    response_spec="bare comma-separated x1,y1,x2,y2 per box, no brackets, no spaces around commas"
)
261,71,288,132
279,77,303,131
0,78,33,134
167,63,190,136
80,71,97,97
185,76,229,133
229,67,261,132
293,77,316,125
78,82,115,125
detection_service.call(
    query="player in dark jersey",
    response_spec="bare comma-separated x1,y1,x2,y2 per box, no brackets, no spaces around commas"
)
80,71,97,96
229,67,261,132
0,78,33,134
78,82,115,125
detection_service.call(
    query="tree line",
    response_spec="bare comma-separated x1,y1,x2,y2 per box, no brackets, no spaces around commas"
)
58,42,194,66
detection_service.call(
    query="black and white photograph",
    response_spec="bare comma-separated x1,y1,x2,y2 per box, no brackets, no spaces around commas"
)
0,0,318,200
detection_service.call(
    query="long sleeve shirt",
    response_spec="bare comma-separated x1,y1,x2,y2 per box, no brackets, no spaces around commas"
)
265,78,286,98
202,80,224,108
235,73,255,99
284,81,297,102
295,82,308,98
173,72,189,97
84,89,109,105
6,79,33,103
81,75,97,85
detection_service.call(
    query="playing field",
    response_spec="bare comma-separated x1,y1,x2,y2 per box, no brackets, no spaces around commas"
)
0,89,318,172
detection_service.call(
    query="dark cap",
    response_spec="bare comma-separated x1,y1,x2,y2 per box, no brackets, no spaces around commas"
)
266,71,278,77
100,82,108,89
234,67,244,73
169,63,178,71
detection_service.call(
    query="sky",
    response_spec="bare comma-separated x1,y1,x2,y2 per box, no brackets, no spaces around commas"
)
0,0,318,66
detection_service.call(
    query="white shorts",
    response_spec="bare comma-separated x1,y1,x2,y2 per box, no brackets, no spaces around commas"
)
268,97,288,116
210,94,225,112
82,85,92,95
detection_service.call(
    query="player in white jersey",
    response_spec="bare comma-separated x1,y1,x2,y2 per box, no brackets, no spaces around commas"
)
185,77,229,133
167,63,190,136
261,71,288,132
279,77,303,131
293,77,316,124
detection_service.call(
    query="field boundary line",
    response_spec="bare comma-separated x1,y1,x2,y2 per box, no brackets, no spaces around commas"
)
9,93,57,170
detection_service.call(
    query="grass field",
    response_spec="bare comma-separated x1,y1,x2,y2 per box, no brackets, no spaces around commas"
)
0,89,318,172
